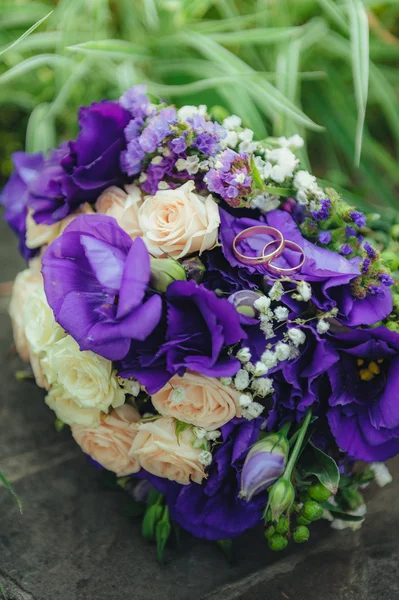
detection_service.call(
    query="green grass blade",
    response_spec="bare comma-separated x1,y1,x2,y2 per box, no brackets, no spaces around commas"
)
0,9,53,57
0,54,72,85
26,102,56,153
67,39,150,60
0,471,22,514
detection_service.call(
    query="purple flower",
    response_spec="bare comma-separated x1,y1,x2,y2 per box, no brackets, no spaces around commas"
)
240,434,287,501
327,327,399,461
204,149,252,207
120,84,151,119
379,273,394,287
364,241,377,259
42,214,162,361
345,226,357,238
138,418,266,540
311,198,331,221
170,135,187,154
350,211,366,228
139,107,177,153
193,132,220,156
30,101,131,224
340,243,353,256
118,280,246,393
0,151,44,259
361,258,371,274
318,231,332,245
219,208,393,327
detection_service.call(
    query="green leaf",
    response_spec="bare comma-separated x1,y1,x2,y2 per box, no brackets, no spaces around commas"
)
249,155,264,189
0,472,22,514
217,539,234,562
67,39,149,60
321,502,364,522
0,9,52,56
263,185,296,197
0,54,72,85
299,444,340,494
155,506,171,563
142,504,163,541
175,419,191,442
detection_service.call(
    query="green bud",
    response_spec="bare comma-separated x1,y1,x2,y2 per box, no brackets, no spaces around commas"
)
391,224,399,241
268,533,288,552
268,478,295,521
264,525,276,540
340,487,364,511
386,321,399,332
296,515,311,526
381,249,399,272
275,516,290,535
150,257,186,293
309,482,331,503
301,500,323,522
293,526,310,544
142,504,163,540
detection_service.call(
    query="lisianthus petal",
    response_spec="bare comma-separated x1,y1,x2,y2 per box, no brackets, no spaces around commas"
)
80,234,126,290
117,236,150,319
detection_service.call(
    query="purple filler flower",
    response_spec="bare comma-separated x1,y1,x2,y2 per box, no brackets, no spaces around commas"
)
29,101,131,224
0,151,44,259
204,149,252,207
42,214,162,361
318,231,332,245
350,211,367,228
327,327,399,462
118,280,246,393
137,417,266,540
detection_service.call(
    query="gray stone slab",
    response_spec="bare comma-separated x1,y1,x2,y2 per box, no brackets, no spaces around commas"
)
1,217,399,600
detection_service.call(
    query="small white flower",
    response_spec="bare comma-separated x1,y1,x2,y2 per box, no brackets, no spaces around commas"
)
214,159,223,169
206,430,221,441
260,321,275,339
250,193,280,213
275,342,291,362
274,306,289,322
288,328,306,347
220,376,233,386
330,504,366,531
239,394,253,408
253,361,269,377
265,147,298,183
239,140,258,154
317,319,330,334
261,349,278,369
296,189,308,205
277,134,304,149
238,128,254,142
296,280,312,302
268,281,284,301
242,401,265,420
117,376,140,397
234,369,250,391
370,463,393,487
237,347,251,363
221,130,238,149
251,377,274,398
185,155,200,175
254,295,271,313
158,181,170,190
171,386,186,404
293,169,317,191
198,450,213,466
244,362,255,373
151,155,163,165
177,104,207,121
198,160,210,171
223,115,242,129
175,158,186,172
162,147,171,157
193,426,207,440
234,172,246,184
138,173,148,183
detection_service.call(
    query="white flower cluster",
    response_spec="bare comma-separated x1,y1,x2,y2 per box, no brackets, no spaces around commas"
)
221,115,258,153
293,170,324,206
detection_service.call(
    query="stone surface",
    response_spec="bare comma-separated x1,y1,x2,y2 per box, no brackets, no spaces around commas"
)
1,217,399,600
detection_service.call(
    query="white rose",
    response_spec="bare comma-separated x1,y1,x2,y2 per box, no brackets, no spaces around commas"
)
138,181,220,259
23,285,64,354
42,336,125,414
45,384,102,427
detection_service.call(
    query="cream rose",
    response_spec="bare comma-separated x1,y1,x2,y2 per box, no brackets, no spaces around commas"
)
25,209,61,250
130,416,206,485
23,285,64,355
45,384,102,427
152,372,241,430
95,184,142,238
9,267,42,361
137,181,220,259
42,336,125,414
71,405,141,475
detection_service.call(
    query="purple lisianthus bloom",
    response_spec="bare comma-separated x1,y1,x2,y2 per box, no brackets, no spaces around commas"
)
117,280,246,393
327,327,399,462
0,151,44,259
30,101,131,224
138,418,266,540
219,208,393,327
42,214,162,360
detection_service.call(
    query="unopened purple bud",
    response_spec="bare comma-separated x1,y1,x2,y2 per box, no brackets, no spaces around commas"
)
318,231,332,245
350,211,366,228
239,434,288,502
379,273,394,287
340,243,353,256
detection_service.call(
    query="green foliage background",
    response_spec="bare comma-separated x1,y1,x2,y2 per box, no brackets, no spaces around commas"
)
1,0,398,210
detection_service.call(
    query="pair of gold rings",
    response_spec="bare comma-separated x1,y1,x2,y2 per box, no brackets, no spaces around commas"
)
232,225,305,276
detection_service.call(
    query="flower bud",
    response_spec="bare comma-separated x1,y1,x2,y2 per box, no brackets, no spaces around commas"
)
301,500,323,522
150,257,186,292
293,525,310,544
240,435,288,502
268,478,295,520
309,482,331,503
264,525,276,540
275,515,290,535
268,533,288,552
180,256,206,283
296,515,311,526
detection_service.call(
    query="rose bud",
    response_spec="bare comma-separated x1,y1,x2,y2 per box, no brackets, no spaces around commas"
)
150,257,186,292
181,256,206,283
239,434,288,502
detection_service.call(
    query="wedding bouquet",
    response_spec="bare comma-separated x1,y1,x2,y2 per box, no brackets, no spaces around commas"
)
2,85,398,558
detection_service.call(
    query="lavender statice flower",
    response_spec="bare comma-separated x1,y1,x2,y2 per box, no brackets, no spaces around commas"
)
120,84,152,118
340,244,353,256
361,258,371,274
204,149,252,207
350,211,367,228
318,231,332,245
368,285,385,296
170,135,187,154
364,241,377,259
345,226,358,238
139,107,177,153
311,198,331,221
379,273,394,287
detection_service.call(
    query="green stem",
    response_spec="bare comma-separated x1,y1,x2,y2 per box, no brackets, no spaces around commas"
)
283,409,312,481
279,421,292,439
